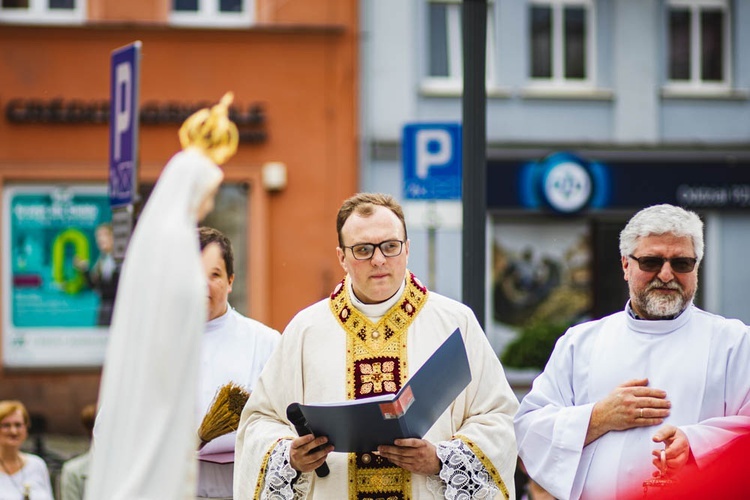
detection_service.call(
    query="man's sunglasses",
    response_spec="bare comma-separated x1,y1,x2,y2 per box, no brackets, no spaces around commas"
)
628,255,697,274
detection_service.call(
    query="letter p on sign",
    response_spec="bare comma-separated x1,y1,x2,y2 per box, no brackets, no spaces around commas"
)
416,129,452,179
113,62,132,162
109,40,140,208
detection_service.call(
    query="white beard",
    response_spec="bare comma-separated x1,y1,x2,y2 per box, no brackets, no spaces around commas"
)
633,279,692,319
640,290,685,318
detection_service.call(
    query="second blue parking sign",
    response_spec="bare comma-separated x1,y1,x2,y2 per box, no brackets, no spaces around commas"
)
402,123,462,200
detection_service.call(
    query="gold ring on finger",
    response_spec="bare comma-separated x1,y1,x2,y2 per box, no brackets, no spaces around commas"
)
640,408,644,418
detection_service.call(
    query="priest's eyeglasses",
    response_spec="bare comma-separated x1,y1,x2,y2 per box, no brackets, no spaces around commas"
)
344,240,404,260
628,255,697,274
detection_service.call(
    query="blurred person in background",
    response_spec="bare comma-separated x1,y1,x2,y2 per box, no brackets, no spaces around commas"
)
195,226,280,499
74,223,120,326
0,400,53,500
59,403,97,500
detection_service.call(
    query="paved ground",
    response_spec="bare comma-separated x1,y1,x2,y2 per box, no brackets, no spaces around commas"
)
22,433,90,460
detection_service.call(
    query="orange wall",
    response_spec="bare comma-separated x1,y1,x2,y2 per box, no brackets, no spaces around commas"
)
0,10,358,432
88,0,355,25
89,0,169,23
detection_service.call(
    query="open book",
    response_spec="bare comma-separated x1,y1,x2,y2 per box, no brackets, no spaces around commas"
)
293,327,471,453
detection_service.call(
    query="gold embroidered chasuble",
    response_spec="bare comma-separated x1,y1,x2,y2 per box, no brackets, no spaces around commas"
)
329,271,428,500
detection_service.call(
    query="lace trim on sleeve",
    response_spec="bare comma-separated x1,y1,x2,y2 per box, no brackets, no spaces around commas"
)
426,439,500,499
260,440,312,500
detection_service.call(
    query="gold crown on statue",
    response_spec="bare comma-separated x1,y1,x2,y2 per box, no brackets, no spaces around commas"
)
179,92,239,165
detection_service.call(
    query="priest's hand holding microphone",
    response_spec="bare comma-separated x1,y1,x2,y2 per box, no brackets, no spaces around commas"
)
287,403,333,477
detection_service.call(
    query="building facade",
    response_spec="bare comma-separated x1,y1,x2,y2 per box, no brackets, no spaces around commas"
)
360,0,750,385
1,0,358,432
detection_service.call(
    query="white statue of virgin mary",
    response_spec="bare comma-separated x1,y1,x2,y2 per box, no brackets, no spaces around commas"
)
86,94,238,500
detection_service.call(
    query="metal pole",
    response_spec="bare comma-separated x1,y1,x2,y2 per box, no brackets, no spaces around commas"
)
426,201,438,290
462,0,487,328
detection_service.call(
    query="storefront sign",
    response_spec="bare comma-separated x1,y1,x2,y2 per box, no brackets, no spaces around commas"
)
4,98,267,143
488,153,750,212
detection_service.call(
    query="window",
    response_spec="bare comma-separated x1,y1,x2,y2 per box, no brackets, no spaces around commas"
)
139,183,250,314
666,0,730,89
0,0,85,24
528,0,594,86
423,0,496,95
170,0,253,28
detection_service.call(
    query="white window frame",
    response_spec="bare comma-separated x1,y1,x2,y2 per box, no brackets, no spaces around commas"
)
0,0,86,25
526,0,596,90
664,0,731,93
169,0,254,28
421,0,497,96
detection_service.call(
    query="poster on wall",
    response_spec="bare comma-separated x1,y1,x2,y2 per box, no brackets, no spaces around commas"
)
2,185,115,368
487,219,592,375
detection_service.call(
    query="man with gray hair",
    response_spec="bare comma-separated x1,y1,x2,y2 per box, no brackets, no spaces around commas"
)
514,204,750,499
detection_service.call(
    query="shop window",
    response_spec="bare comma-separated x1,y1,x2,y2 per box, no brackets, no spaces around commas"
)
666,0,730,89
0,0,85,24
528,0,594,87
170,0,253,27
138,182,250,315
489,217,593,370
422,0,496,95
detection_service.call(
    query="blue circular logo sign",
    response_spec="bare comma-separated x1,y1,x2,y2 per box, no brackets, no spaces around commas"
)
541,156,593,213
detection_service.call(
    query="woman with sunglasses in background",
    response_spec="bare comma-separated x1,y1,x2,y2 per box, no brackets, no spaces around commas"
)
0,400,53,500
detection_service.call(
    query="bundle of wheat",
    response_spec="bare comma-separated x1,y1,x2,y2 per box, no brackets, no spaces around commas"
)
197,382,250,449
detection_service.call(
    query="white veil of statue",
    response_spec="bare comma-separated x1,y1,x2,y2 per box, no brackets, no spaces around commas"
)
85,94,237,500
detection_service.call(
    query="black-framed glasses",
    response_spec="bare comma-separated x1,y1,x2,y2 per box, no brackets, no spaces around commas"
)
343,240,404,260
628,255,697,274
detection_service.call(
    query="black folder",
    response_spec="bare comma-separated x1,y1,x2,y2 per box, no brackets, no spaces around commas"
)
294,327,471,453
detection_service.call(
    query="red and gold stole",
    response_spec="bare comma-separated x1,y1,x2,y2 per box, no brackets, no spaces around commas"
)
329,271,428,500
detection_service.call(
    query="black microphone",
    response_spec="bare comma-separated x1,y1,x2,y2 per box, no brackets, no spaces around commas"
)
286,403,330,478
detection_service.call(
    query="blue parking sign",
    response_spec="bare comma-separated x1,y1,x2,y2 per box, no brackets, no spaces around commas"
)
109,41,141,208
402,123,462,200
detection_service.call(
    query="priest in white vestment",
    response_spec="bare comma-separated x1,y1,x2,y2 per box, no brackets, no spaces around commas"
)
235,193,519,499
514,204,750,499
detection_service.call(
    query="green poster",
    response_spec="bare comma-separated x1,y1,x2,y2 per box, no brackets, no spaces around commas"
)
10,189,112,327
